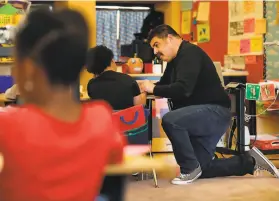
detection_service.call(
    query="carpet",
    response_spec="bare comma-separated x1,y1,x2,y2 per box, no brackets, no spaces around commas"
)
125,176,279,201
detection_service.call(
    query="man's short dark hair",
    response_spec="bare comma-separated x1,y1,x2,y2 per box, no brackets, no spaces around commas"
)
86,45,114,75
147,24,180,43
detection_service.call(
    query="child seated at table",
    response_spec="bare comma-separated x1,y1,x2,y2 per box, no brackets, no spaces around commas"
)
0,9,125,201
86,45,146,110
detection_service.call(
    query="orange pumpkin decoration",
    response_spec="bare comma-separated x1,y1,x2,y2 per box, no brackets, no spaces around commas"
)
126,53,143,74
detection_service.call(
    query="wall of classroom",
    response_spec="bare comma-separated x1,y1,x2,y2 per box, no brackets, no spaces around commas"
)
181,1,263,83
72,1,266,90
265,1,279,80
155,1,181,35
54,1,96,91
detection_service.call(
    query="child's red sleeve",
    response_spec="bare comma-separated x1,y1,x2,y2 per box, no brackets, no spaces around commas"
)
108,121,127,164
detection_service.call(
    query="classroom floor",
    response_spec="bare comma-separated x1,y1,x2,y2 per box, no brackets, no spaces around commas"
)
125,176,279,201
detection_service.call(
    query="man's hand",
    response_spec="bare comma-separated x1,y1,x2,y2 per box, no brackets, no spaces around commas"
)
140,80,155,93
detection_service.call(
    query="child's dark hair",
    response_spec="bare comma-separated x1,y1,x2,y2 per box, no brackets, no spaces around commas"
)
86,45,114,75
15,9,89,86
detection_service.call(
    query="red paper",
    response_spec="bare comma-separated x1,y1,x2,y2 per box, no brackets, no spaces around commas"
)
260,83,276,101
244,18,255,33
240,39,250,54
245,55,257,64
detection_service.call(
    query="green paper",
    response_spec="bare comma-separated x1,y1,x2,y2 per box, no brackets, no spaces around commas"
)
246,83,260,100
0,3,19,15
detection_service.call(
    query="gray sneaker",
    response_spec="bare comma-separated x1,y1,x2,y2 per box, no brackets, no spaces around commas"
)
249,147,279,178
171,165,202,185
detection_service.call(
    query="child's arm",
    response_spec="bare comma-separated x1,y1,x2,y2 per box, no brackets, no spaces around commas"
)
108,123,126,164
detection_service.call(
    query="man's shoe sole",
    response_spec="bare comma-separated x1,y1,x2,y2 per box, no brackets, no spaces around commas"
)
252,147,279,178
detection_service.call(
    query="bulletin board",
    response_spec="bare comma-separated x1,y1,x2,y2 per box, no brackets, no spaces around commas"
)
226,1,265,70
264,1,279,80
180,1,264,83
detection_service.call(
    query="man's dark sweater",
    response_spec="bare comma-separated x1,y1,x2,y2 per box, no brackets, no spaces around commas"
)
153,41,231,110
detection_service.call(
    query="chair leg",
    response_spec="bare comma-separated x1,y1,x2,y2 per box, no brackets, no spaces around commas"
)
149,147,159,188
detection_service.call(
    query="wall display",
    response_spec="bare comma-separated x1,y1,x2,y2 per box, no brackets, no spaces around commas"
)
224,55,245,70
197,1,210,22
197,23,210,43
255,18,266,34
265,1,279,80
181,10,191,34
227,1,264,57
0,1,29,48
245,55,257,64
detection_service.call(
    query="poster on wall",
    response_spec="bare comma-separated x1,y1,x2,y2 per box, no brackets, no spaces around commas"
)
181,10,191,34
197,2,210,22
224,55,245,70
227,1,264,58
197,23,210,43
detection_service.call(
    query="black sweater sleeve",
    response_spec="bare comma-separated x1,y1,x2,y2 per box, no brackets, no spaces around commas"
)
153,47,202,99
155,64,171,85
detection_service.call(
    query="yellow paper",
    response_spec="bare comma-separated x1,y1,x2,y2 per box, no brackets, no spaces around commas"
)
228,40,240,55
229,2,244,19
250,36,263,53
255,19,266,34
197,2,210,22
197,23,210,43
193,11,197,18
244,1,256,14
181,10,191,34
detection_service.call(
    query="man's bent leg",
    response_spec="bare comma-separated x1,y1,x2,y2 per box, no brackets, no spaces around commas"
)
161,108,199,174
187,106,279,178
161,104,231,184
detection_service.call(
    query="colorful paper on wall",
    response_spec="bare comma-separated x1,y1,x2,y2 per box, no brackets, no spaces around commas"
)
181,1,193,11
260,83,276,101
230,56,245,70
244,1,256,14
244,18,255,33
228,40,240,55
245,55,257,64
230,21,244,36
240,39,250,54
246,83,260,100
197,2,210,22
250,36,263,53
229,1,244,19
193,11,197,18
181,10,191,34
255,18,266,34
197,23,210,43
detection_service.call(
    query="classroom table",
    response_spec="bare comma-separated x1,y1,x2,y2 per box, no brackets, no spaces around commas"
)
0,147,172,201
105,154,169,175
0,93,16,106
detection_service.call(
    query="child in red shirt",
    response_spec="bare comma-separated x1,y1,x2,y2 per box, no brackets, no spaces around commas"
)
0,9,125,201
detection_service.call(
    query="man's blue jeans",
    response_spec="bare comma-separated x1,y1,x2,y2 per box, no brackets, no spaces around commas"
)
162,104,254,177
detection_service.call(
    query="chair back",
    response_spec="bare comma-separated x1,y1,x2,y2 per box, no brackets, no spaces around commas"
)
113,105,149,145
